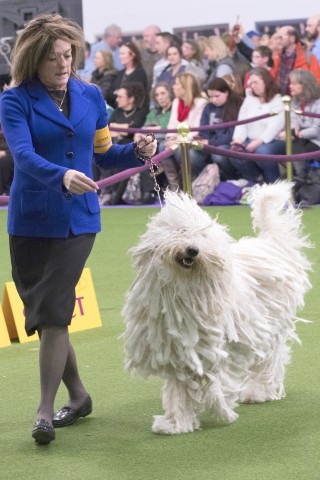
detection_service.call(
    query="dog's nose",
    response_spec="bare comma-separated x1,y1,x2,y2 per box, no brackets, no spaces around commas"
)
186,247,199,257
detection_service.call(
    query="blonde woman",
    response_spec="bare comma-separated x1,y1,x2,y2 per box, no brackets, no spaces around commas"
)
90,49,118,105
204,35,235,88
160,72,208,189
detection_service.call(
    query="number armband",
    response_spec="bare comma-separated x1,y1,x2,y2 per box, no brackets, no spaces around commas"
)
94,126,112,154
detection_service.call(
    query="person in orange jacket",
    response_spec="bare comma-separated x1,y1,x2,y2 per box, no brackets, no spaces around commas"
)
272,25,320,94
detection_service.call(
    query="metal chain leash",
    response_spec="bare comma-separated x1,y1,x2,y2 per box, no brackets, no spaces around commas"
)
134,133,163,208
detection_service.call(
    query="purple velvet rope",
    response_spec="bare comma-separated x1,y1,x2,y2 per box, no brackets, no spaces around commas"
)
201,143,320,163
96,148,173,189
299,111,320,119
109,110,320,134
0,195,9,206
0,151,174,204
109,112,273,134
2,110,319,204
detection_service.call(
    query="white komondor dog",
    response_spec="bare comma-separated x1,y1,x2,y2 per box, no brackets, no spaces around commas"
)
122,182,312,434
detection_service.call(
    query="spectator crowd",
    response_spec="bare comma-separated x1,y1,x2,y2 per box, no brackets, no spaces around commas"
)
1,14,320,205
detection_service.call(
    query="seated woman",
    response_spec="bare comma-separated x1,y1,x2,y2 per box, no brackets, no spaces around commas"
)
157,44,187,88
109,83,147,141
160,72,208,189
195,77,243,180
90,49,118,106
280,69,320,178
100,83,148,205
128,82,174,204
230,67,285,183
144,82,174,139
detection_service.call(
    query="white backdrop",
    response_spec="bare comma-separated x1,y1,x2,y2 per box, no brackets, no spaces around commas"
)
81,0,317,42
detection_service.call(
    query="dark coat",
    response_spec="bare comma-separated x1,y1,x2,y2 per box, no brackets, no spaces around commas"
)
90,67,118,105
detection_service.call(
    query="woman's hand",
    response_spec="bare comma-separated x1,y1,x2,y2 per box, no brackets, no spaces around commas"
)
134,134,158,160
279,128,299,141
245,139,263,152
192,135,208,145
63,170,98,194
165,135,178,148
279,130,286,141
231,138,244,146
134,128,161,144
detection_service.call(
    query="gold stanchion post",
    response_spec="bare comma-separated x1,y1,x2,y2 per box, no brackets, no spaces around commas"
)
282,95,293,182
177,122,192,195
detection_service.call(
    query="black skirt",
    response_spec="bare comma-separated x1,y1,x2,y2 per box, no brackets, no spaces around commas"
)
9,233,96,336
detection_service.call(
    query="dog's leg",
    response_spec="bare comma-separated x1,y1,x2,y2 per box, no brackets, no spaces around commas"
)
152,378,200,434
204,373,239,424
240,340,291,404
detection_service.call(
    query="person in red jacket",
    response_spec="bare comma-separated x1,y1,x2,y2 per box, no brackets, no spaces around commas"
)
272,26,320,94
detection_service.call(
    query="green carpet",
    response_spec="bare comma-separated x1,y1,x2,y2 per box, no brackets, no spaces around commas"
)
0,205,319,480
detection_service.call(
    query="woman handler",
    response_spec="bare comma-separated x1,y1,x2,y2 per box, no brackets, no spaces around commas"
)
0,14,156,445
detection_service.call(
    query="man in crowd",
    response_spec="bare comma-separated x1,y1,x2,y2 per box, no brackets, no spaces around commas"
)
151,32,176,88
89,24,123,72
272,25,320,94
306,15,320,62
141,25,162,90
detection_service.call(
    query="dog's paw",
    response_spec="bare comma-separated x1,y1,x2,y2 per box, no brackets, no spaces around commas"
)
240,394,264,404
152,415,198,434
217,409,239,424
239,383,283,404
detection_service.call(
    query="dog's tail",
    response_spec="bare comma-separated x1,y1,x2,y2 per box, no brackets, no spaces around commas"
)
249,180,312,314
250,181,307,243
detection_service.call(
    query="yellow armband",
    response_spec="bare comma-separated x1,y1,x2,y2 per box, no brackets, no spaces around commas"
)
94,125,112,154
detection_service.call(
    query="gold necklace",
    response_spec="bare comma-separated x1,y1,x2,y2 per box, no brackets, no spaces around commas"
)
48,89,67,111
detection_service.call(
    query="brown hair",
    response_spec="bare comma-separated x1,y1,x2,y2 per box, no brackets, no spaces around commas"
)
206,77,243,121
9,13,85,87
182,39,203,63
122,40,142,68
248,67,280,102
119,82,146,108
222,73,245,97
254,46,274,68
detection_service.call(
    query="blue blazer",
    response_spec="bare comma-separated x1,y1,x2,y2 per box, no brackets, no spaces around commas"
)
0,77,141,238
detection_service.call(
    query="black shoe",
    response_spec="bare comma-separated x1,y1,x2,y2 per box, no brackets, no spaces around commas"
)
52,395,92,428
32,419,55,444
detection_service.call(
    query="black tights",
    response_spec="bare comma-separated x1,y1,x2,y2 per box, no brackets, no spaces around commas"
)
37,326,88,424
